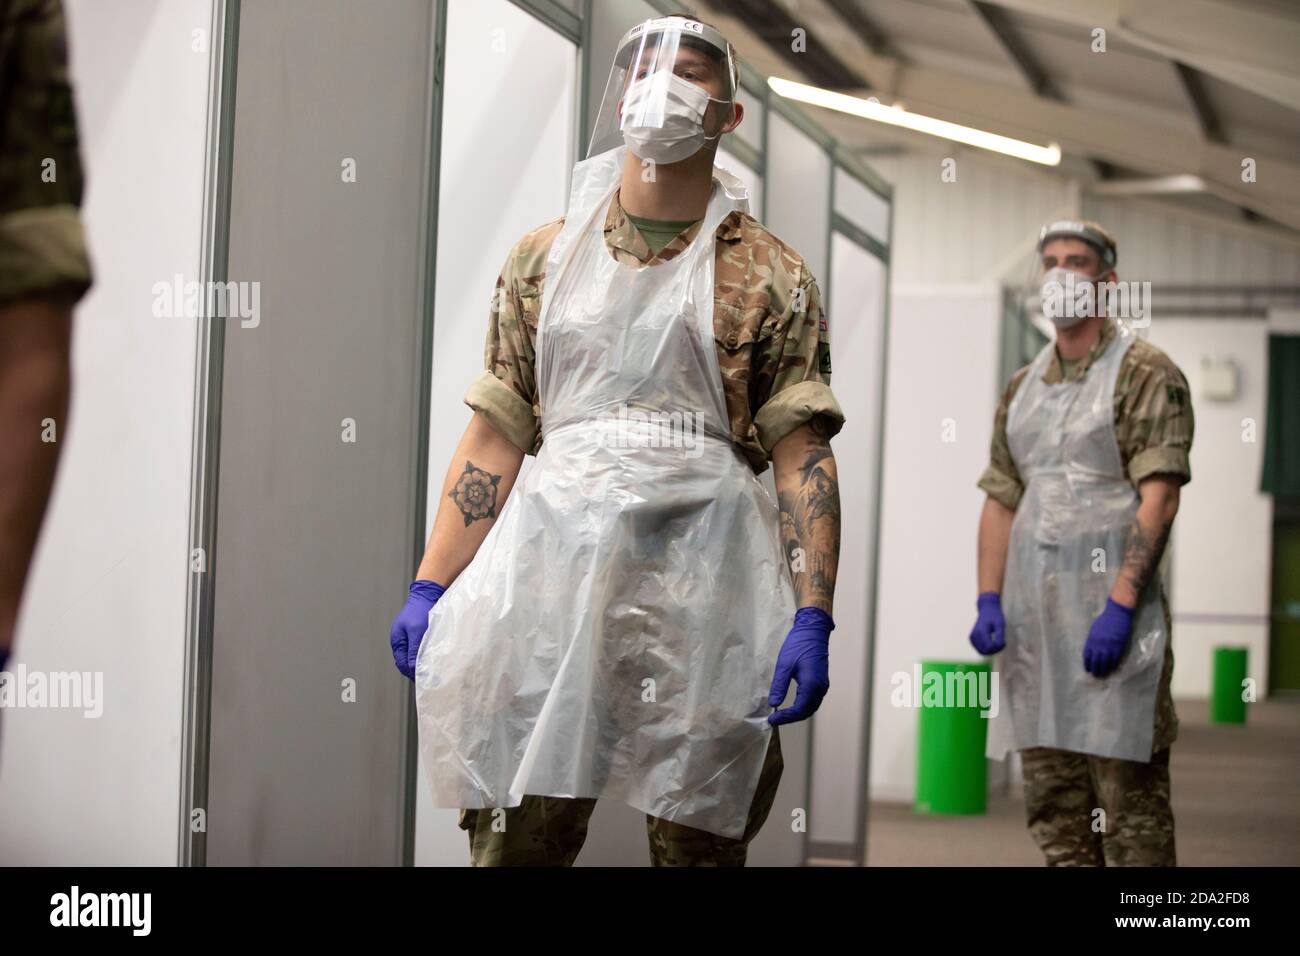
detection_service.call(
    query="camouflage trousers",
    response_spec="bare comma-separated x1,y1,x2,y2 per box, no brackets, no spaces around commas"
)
458,726,783,866
1021,745,1175,866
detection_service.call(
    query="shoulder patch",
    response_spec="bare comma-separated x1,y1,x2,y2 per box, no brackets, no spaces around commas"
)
818,339,832,375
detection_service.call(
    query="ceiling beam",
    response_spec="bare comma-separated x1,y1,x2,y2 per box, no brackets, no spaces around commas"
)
889,66,1300,230
1172,61,1226,144
972,0,1300,111
967,0,1064,100
820,0,907,65
797,65,1300,231
706,0,863,90
965,0,1114,179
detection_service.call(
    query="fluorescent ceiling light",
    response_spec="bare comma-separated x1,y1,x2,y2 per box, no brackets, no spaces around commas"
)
768,76,1062,167
1091,174,1207,196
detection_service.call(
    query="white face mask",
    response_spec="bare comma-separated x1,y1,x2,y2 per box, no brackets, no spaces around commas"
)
1040,265,1108,328
620,72,727,164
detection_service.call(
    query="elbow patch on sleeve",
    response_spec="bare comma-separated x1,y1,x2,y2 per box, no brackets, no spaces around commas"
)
464,370,539,455
754,380,846,454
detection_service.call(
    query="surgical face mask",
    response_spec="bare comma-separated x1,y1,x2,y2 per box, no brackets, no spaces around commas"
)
621,72,728,164
1040,265,1108,328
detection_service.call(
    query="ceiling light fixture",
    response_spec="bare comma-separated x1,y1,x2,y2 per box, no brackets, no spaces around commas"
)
768,77,1062,167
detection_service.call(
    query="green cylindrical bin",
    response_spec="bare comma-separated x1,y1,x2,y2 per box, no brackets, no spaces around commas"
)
915,660,991,815
1210,646,1249,724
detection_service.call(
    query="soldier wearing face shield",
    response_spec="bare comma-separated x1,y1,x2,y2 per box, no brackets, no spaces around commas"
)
387,16,845,866
972,220,1195,866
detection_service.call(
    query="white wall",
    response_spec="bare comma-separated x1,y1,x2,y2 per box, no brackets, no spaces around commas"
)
1148,319,1273,699
870,284,1003,803
869,148,1075,286
0,0,212,863
1083,195,1300,285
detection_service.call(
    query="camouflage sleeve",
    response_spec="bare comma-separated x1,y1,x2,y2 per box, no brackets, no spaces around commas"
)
463,249,540,455
977,367,1030,511
0,0,93,308
752,265,846,452
1117,352,1194,487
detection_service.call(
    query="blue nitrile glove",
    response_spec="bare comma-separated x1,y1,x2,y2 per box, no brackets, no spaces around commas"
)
969,591,1006,656
768,606,834,725
1084,597,1134,678
390,580,446,681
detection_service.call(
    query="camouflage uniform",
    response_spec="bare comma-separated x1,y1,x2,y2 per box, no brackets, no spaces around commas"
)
464,188,845,472
979,318,1193,867
458,725,784,866
454,191,840,865
0,0,93,307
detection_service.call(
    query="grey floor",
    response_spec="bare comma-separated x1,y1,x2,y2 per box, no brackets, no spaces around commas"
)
865,697,1300,866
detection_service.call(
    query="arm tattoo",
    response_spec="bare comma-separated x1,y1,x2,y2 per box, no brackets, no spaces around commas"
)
778,439,841,608
1119,516,1172,600
448,460,501,526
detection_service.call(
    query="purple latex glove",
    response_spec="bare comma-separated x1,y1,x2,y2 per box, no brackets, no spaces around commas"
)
969,591,1006,656
1084,597,1133,678
767,606,834,725
390,579,446,681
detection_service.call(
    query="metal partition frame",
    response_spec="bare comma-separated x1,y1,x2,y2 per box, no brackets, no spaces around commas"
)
825,153,894,869
179,0,240,868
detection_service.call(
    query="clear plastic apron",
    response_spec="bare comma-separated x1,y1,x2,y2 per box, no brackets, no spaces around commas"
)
415,147,796,838
986,320,1167,763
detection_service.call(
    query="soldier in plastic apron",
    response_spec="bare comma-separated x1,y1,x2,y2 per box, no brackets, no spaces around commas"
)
986,319,1168,762
414,145,796,840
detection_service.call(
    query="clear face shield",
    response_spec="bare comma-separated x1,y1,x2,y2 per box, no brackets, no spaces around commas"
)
586,16,738,164
1020,220,1119,332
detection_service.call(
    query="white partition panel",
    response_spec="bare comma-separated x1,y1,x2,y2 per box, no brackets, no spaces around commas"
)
764,111,830,282
415,0,576,867
835,167,890,246
808,234,887,855
0,0,213,864
731,86,764,152
871,285,1004,807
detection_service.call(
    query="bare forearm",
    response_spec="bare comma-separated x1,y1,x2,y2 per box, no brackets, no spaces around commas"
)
415,412,524,585
1111,478,1179,608
977,496,1015,594
0,297,74,649
773,422,840,614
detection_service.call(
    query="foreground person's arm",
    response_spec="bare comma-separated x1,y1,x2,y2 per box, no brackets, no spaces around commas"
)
768,420,841,724
390,413,524,679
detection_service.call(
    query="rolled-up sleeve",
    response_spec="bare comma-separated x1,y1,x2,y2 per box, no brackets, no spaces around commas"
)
463,261,540,455
753,267,846,453
1122,364,1194,487
0,0,92,307
977,368,1029,511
